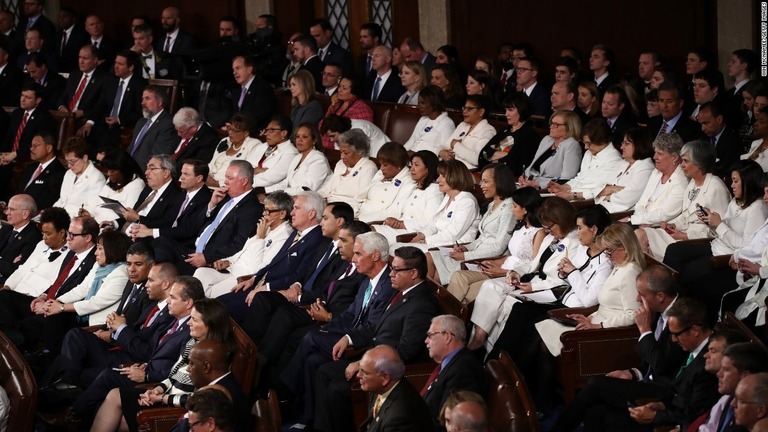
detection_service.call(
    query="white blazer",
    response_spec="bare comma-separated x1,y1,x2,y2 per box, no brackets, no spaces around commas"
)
319,157,378,209
403,112,456,155
54,161,107,217
251,140,299,188
742,139,768,172
712,198,768,255
357,167,418,222
514,230,580,292
463,198,516,260
630,165,689,225
5,241,69,297
421,191,480,245
451,120,498,169
208,137,264,186
668,173,731,239
595,158,655,213
265,149,331,195
57,264,129,326
566,145,624,199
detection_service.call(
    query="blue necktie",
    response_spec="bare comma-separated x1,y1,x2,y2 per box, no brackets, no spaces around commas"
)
718,404,735,432
110,80,124,118
130,119,153,155
353,281,374,327
302,245,336,294
195,200,235,253
372,77,381,101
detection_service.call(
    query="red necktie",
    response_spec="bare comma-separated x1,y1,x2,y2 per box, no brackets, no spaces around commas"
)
172,138,190,159
142,304,160,329
388,291,403,307
45,255,78,299
69,73,89,111
12,112,29,152
420,363,442,396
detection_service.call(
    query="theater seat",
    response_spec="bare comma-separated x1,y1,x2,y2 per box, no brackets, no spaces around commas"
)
0,330,37,432
485,351,540,432
252,389,280,432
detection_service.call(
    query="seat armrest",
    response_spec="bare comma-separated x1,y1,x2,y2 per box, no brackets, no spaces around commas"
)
709,254,731,269
547,306,599,320
395,233,417,243
136,407,186,432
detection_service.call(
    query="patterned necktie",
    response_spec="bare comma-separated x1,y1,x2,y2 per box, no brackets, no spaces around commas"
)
135,190,158,213
24,164,43,190
353,281,374,327
159,319,180,344
12,112,29,153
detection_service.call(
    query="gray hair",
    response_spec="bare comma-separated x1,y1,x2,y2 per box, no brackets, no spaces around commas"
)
653,132,684,158
356,232,389,261
432,314,466,343
338,128,370,157
370,345,404,381
680,140,716,174
297,191,325,222
265,191,293,218
151,154,177,177
228,160,254,185
172,107,201,129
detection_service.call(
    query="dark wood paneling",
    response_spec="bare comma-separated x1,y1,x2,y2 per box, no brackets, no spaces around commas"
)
275,0,318,40
449,0,718,82
60,0,242,47
391,0,420,52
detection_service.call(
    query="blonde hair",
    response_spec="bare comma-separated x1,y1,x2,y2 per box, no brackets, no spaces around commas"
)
289,69,317,107
599,223,645,267
401,61,427,91
551,110,582,140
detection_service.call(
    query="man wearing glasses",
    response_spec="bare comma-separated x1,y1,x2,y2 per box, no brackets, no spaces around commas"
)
0,194,42,284
118,154,183,235
515,57,551,118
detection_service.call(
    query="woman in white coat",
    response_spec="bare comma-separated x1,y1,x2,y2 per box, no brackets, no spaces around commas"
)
594,128,656,213
206,113,264,187
80,150,146,225
53,137,107,217
357,142,417,222
41,231,131,330
518,111,583,189
252,116,299,189
438,94,497,169
391,159,480,252
742,106,768,171
636,140,731,260
319,128,378,210
429,163,516,284
195,192,294,298
372,151,444,245
265,123,331,195
403,85,456,155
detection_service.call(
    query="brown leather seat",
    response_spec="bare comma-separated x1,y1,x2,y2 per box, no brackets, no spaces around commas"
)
0,330,37,432
386,104,423,145
252,389,280,432
485,351,541,432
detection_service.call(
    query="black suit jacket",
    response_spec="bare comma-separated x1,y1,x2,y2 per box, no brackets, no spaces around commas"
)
635,317,688,383
129,110,179,169
364,67,406,103
325,270,397,336
608,111,638,148
198,190,263,263
145,318,192,382
115,281,152,327
155,30,196,55
648,114,701,143
127,182,185,230
15,14,56,52
296,245,346,305
320,42,353,76
53,248,98,298
526,81,553,117
300,55,325,92
422,347,487,425
27,71,67,110
56,25,90,73
252,224,329,290
595,73,619,96
91,37,122,70
92,74,148,128
0,107,56,158
349,281,439,363
17,158,66,208
421,53,437,76
172,123,220,170
712,127,744,176
231,76,277,134
157,186,213,248
58,69,108,119
326,269,365,316
0,223,41,282
0,62,23,107
360,379,434,432
114,302,174,362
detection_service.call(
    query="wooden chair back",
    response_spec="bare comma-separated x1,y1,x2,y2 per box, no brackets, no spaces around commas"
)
149,79,181,114
0,331,37,432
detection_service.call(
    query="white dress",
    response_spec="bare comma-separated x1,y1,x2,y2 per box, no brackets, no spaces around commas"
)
318,157,378,209
536,262,643,356
265,149,331,195
357,167,418,222
372,183,444,245
208,137,264,186
403,112,456,155
595,158,655,213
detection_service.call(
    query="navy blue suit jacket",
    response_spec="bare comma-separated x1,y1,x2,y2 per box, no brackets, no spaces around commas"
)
145,318,191,382
198,190,263,263
324,268,397,336
253,225,329,290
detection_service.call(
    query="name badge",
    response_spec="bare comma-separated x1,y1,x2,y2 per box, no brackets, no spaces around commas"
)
447,211,453,218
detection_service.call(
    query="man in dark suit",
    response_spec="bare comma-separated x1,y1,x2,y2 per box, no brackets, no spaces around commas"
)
358,345,434,432
132,159,212,249
132,24,177,80
725,49,757,129
310,18,352,76
119,154,184,235
231,55,277,134
155,7,196,55
589,44,618,96
55,7,90,73
153,160,263,276
15,0,56,53
16,132,65,209
550,296,719,432
356,23,382,82
293,34,325,92
649,82,701,143
421,314,487,427
57,44,106,123
280,231,397,431
84,15,122,70
16,27,60,73
240,201,352,345
81,50,147,148
400,37,436,77
0,194,42,284
364,45,405,103
698,102,744,177
516,57,551,118
168,108,220,169
551,81,591,126
314,246,440,432
0,11,15,44
219,190,328,323
127,86,179,168
602,85,638,148
0,39,23,107
71,276,204,421
24,52,66,109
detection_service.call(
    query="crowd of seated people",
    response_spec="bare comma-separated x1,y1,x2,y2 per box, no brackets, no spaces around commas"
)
2,4,768,432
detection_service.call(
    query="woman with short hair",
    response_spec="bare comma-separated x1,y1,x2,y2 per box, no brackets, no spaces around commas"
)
403,85,457,156
357,142,417,222
318,128,378,209
519,111,583,188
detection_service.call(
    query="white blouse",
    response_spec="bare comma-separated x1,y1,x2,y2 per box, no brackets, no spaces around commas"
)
319,157,378,209
251,140,300,188
86,177,146,224
421,191,480,246
595,158,655,213
265,149,331,195
711,198,768,255
501,224,542,273
208,137,264,186
357,167,418,222
403,112,456,155
630,165,689,225
450,120,498,169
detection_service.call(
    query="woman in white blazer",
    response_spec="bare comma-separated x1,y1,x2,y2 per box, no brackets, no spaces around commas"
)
637,141,731,260
54,138,107,217
403,85,456,155
319,128,378,209
82,150,146,224
266,124,331,195
42,231,132,326
195,192,294,297
429,163,516,284
742,106,768,171
207,114,264,187
372,151,444,245
390,159,479,252
252,116,299,188
357,143,417,222
519,111,583,189
594,128,656,213
629,133,689,226
439,95,498,170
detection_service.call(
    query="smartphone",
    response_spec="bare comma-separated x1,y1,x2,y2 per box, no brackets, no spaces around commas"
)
696,205,708,218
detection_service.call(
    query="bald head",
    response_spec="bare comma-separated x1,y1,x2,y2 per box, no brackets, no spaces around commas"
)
450,401,488,432
188,339,230,388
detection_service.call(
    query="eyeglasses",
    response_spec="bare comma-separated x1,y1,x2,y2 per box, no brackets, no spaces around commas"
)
263,208,282,214
542,223,555,232
461,106,480,111
67,232,88,239
669,324,697,337
264,127,283,133
549,122,566,128
516,67,533,72
188,417,208,429
390,267,414,273
604,246,624,256
146,166,166,171
426,330,452,339
65,157,82,167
